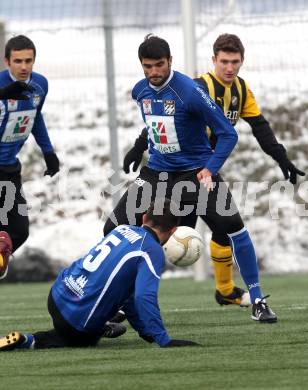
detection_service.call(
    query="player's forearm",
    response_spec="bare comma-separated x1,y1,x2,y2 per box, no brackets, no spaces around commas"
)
134,295,171,347
32,113,54,153
205,132,238,174
245,115,287,161
135,127,148,152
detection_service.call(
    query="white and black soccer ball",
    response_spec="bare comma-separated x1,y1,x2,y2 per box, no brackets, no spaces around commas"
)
163,226,204,267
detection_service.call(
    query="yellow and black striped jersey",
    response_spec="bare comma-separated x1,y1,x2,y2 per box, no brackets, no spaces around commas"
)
196,71,261,126
193,71,286,162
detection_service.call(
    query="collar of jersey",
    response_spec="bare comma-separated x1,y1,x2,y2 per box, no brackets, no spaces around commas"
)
142,225,160,243
8,70,31,84
149,70,174,92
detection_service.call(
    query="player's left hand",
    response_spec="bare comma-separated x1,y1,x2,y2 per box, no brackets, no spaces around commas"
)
44,152,60,177
197,168,214,192
278,159,305,184
140,334,155,343
163,339,202,347
0,81,34,100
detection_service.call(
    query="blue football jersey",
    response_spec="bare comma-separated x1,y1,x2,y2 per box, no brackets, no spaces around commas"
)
0,70,54,165
132,70,238,174
51,225,171,347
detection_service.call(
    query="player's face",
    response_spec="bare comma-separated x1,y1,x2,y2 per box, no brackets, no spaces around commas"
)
5,49,35,81
212,51,243,85
141,57,172,86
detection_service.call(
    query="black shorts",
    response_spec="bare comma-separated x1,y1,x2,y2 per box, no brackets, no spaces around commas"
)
33,291,101,349
104,166,244,243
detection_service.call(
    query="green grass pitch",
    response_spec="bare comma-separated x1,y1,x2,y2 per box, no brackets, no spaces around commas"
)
0,274,307,390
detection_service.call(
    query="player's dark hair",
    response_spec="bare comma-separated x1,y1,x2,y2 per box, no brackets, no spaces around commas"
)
146,199,180,232
5,35,36,60
138,34,171,62
213,33,245,59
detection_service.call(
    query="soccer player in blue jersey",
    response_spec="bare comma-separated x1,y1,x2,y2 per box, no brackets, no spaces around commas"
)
104,34,277,323
0,35,60,279
0,200,199,350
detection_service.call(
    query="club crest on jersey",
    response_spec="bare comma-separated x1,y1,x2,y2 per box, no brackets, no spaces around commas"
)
231,95,238,106
164,100,175,115
7,99,18,111
32,94,41,107
142,99,152,114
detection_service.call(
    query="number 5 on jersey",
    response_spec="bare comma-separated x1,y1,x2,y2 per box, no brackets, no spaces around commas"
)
83,235,121,272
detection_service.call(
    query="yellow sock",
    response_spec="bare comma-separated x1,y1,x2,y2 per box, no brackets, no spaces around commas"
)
210,240,234,296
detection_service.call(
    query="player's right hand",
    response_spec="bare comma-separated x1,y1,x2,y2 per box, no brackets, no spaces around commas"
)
123,146,144,173
197,168,214,192
163,339,201,347
0,81,34,100
44,152,60,177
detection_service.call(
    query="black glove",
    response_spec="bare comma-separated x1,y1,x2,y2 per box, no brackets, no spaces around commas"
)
163,339,201,348
123,128,148,174
278,159,305,185
0,81,34,100
44,152,60,177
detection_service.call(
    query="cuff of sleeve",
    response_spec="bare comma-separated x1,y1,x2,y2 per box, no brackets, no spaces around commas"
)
158,335,172,347
270,147,288,163
42,148,54,155
204,164,218,176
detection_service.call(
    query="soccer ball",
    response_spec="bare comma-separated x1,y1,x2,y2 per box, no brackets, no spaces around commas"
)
163,226,204,267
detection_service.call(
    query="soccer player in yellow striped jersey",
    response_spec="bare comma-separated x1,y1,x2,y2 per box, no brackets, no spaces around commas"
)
122,34,305,308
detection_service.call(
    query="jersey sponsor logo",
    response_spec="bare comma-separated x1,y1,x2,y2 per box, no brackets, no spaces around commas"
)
7,99,18,112
145,115,180,154
32,94,41,107
142,99,152,114
196,86,216,110
1,109,36,143
64,274,88,298
153,122,168,143
226,110,239,124
164,100,175,115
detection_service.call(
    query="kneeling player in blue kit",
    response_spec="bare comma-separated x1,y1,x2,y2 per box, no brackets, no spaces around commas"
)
0,200,199,350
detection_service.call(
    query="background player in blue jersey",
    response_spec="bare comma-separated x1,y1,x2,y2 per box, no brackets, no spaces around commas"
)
0,35,60,279
122,34,305,308
0,200,199,350
104,34,277,323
